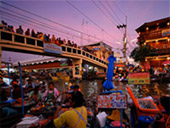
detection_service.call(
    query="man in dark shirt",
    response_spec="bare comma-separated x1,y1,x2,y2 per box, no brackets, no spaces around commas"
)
16,25,23,34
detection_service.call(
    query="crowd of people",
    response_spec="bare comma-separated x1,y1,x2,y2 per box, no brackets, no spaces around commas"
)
0,66,170,127
112,64,170,82
0,68,89,127
112,65,143,81
0,20,107,60
0,21,90,50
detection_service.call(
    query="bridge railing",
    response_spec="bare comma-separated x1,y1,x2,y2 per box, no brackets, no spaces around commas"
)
61,45,108,65
0,29,44,48
0,30,108,66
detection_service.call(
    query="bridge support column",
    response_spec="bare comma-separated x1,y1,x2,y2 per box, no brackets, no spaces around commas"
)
72,58,82,79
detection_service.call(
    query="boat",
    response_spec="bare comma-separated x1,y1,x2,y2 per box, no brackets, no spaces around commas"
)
0,112,22,128
127,86,170,128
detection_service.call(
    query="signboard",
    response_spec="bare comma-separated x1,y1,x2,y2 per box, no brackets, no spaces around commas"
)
97,94,127,109
128,72,150,85
60,61,68,66
43,43,62,54
1,63,6,68
115,63,125,68
162,29,170,37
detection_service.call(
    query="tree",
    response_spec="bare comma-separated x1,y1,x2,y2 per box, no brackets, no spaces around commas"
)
130,45,151,62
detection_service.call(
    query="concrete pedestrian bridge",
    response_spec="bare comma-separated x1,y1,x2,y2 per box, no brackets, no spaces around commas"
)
0,30,108,78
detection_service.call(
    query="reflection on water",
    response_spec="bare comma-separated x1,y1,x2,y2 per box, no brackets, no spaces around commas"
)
54,79,170,103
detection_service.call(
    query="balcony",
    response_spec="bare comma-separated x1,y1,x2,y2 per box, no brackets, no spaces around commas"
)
139,28,170,41
150,48,170,56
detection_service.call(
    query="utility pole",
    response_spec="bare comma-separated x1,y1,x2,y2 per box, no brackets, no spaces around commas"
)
81,19,84,48
117,16,127,63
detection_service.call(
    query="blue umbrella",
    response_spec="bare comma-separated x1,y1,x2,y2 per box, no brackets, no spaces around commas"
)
103,55,116,90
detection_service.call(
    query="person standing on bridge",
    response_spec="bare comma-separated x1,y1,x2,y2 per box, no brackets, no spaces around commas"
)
25,28,30,36
16,25,23,34
52,35,56,43
31,29,36,37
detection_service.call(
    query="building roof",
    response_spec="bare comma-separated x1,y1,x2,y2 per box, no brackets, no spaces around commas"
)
136,17,170,32
83,41,112,49
13,57,67,66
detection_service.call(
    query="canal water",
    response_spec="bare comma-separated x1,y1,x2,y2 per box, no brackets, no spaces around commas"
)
54,79,170,106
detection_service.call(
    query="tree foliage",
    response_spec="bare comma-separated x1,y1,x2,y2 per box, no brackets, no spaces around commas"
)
130,45,151,62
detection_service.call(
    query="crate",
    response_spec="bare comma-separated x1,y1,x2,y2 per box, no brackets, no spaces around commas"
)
127,87,160,117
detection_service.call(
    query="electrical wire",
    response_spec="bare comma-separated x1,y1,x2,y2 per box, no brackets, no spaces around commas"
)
1,11,120,50
1,1,122,49
0,10,73,38
98,0,120,25
2,12,120,50
65,0,116,39
0,10,96,43
1,16,70,39
92,0,123,36
92,0,117,27
1,6,114,44
0,1,114,44
105,0,124,24
66,0,103,31
114,1,127,17
1,7,75,37
0,1,84,35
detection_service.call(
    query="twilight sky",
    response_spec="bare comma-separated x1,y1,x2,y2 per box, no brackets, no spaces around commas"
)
1,0,170,63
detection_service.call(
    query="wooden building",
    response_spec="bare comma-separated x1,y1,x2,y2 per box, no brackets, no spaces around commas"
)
136,17,170,69
83,41,113,60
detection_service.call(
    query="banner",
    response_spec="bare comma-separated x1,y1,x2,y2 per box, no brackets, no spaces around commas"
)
43,43,62,54
97,94,127,109
93,46,100,50
115,63,125,67
128,72,150,85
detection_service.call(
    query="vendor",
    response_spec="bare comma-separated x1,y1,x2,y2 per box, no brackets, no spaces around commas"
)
63,85,75,106
13,84,22,99
43,82,59,103
28,85,41,103
73,85,80,92
53,92,88,128
25,78,35,92
11,78,18,89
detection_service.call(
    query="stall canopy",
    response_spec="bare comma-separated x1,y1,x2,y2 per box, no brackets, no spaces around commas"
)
163,60,170,65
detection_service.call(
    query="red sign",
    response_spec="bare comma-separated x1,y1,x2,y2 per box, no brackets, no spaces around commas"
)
1,63,6,68
114,63,125,67
128,72,150,85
